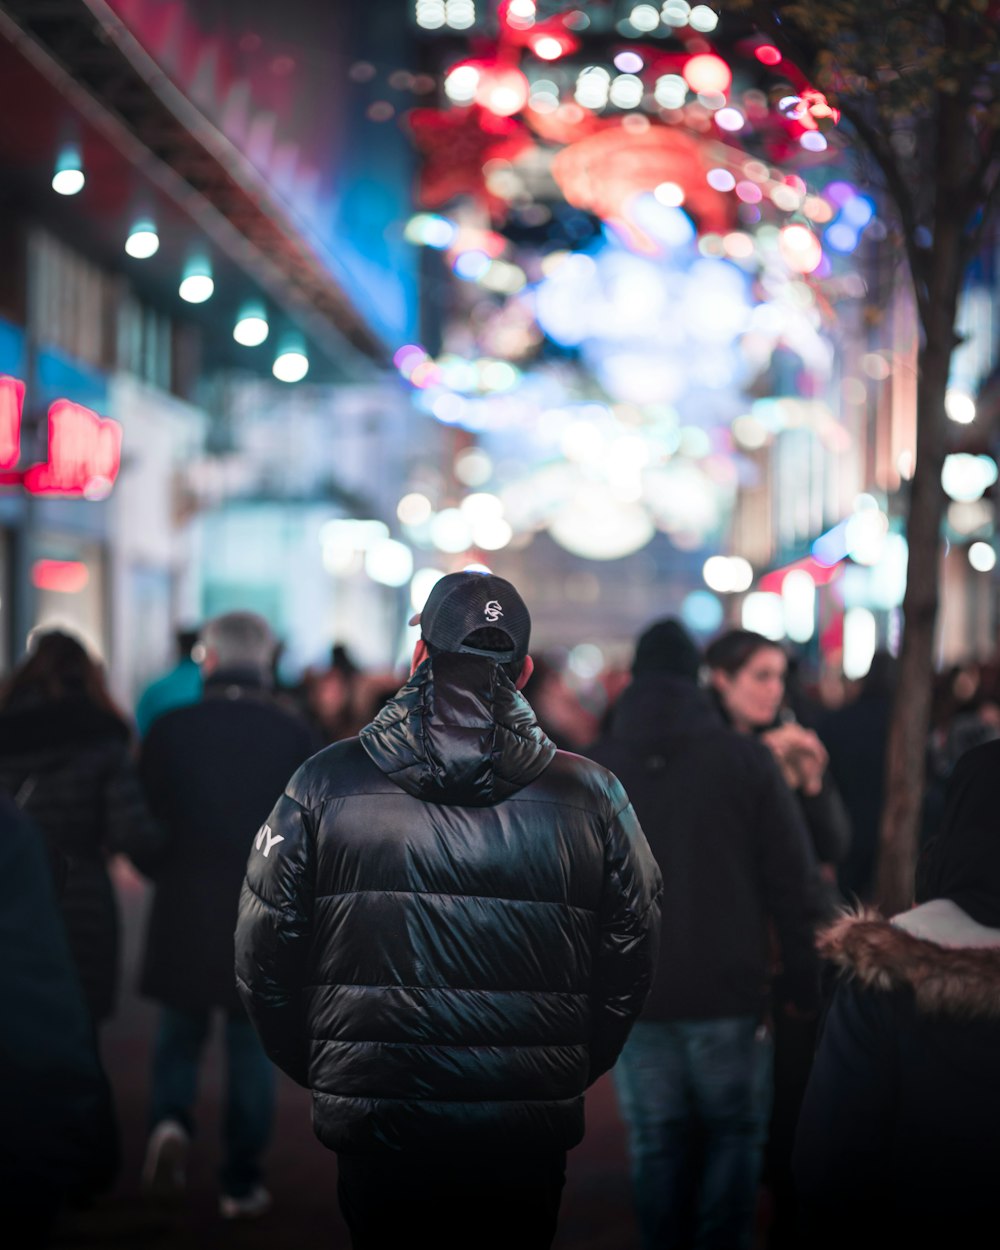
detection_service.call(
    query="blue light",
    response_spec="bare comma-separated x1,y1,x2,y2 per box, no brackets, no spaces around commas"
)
453,250,492,280
681,590,724,634
842,195,875,229
811,520,850,567
629,195,697,249
824,222,859,253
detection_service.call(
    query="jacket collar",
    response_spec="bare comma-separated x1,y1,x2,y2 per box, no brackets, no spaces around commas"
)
360,652,556,807
819,905,1000,1020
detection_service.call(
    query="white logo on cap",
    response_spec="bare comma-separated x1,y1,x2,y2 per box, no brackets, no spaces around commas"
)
484,600,503,623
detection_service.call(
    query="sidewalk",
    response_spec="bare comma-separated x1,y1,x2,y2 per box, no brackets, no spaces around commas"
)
50,864,639,1249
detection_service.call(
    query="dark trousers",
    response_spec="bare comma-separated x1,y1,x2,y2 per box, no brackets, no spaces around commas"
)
336,1146,567,1250
149,1006,275,1197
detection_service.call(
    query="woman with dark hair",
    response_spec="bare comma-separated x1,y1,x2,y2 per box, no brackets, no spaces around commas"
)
0,630,159,1026
793,739,1000,1246
706,628,850,1249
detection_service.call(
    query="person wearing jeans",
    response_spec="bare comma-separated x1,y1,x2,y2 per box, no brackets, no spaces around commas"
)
146,1007,275,1205
615,1018,773,1249
587,619,821,1250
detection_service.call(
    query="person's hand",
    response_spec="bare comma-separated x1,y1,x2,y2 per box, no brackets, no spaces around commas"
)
761,723,827,796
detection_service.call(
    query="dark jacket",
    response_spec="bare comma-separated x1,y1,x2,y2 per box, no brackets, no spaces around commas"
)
588,674,820,1020
0,697,158,1022
139,670,316,1013
793,903,1000,1246
235,652,661,1155
0,796,119,1210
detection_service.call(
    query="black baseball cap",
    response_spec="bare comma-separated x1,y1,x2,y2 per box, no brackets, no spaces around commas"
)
408,571,531,664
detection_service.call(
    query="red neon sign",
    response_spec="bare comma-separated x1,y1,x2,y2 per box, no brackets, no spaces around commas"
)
0,378,122,498
31,559,90,594
0,375,24,470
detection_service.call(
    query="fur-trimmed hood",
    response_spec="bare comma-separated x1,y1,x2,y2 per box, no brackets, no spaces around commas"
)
819,900,1000,1021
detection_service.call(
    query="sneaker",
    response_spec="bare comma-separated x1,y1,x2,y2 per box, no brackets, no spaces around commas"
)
141,1119,189,1197
219,1185,272,1220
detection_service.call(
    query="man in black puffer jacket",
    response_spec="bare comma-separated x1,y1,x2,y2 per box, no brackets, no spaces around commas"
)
235,572,661,1249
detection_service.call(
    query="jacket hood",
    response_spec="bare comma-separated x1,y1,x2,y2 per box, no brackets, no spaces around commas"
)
609,673,724,750
359,652,556,806
819,903,1000,1021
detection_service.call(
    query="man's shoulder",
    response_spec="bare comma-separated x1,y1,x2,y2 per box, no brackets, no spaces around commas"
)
285,737,387,808
522,747,626,816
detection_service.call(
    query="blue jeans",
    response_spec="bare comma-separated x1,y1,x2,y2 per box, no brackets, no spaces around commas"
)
149,1007,276,1197
614,1017,773,1250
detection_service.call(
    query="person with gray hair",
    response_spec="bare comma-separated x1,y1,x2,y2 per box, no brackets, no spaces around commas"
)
136,611,316,1219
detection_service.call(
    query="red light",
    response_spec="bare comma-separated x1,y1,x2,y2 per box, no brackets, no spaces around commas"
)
23,399,122,497
31,559,90,594
0,375,24,470
755,45,782,66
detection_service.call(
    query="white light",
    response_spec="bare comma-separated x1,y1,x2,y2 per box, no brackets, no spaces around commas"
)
742,592,785,640
576,66,611,109
233,315,269,347
654,181,685,207
125,227,159,259
534,37,564,59
445,65,480,102
473,517,513,550
446,0,476,30
273,350,309,383
455,447,494,486
945,388,976,424
410,566,446,612
662,1,691,27
431,508,474,553
629,4,660,31
365,538,414,587
715,107,745,131
942,453,998,502
397,492,433,526
415,1,446,30
845,509,889,565
654,74,687,109
728,557,754,592
703,555,753,593
460,492,504,523
508,0,536,18
969,541,996,572
610,74,645,110
689,4,720,32
782,569,816,643
179,273,214,303
843,607,876,680
52,168,85,196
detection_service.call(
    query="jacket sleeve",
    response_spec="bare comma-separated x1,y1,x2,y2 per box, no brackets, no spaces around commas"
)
798,773,852,867
234,789,315,1086
588,783,663,1084
754,750,822,1012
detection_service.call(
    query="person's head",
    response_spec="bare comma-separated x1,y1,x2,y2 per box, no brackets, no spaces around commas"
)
631,618,702,683
0,629,120,716
706,629,787,732
916,740,1000,925
408,571,534,689
198,612,276,682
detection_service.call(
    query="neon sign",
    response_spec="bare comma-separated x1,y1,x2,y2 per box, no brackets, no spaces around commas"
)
0,375,121,497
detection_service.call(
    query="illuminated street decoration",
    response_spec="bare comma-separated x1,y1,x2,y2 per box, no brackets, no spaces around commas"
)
0,375,25,470
23,400,123,498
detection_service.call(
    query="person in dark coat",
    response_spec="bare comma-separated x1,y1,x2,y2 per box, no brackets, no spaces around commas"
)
587,618,821,1250
235,572,662,1250
138,611,315,1219
705,628,851,1248
0,630,159,1025
0,795,120,1245
793,738,1000,1248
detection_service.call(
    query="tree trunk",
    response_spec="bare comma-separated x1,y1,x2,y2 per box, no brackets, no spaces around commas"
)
875,234,964,915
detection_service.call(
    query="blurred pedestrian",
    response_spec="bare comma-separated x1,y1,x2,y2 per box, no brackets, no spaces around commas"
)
587,618,821,1250
135,627,202,737
0,795,119,1244
706,628,850,1248
235,572,661,1250
794,738,1000,1248
818,652,897,903
0,629,159,1026
137,611,315,1219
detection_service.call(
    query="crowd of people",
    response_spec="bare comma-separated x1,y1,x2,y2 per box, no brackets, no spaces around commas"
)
1,576,998,1248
